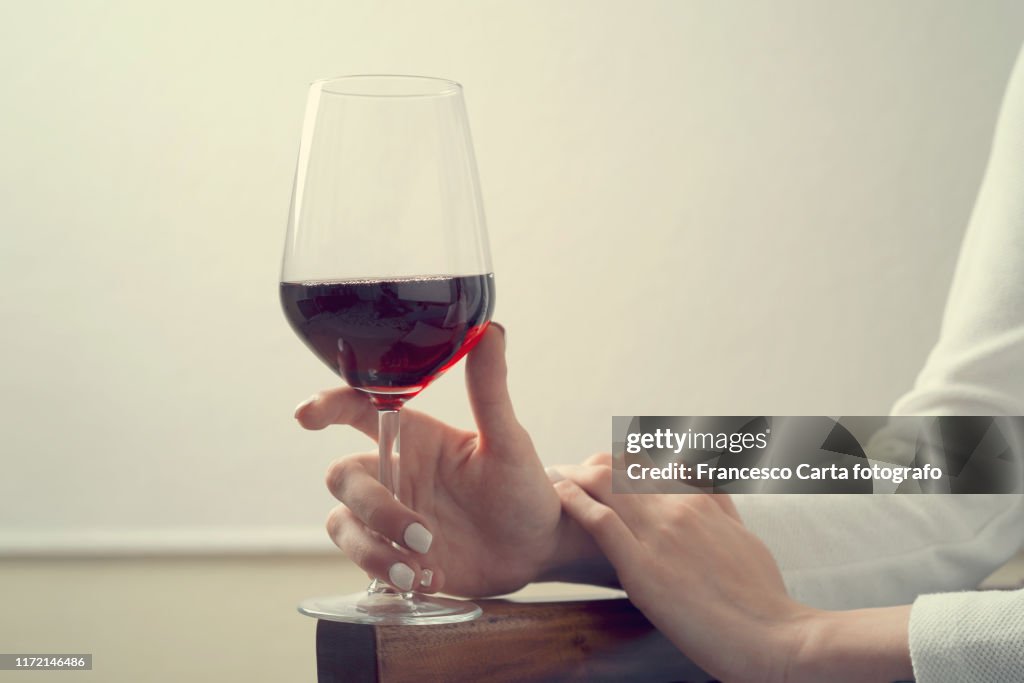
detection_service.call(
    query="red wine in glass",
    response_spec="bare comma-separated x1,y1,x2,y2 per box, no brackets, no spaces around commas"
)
280,274,495,408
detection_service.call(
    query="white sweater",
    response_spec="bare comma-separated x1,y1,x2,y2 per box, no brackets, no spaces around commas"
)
735,44,1024,682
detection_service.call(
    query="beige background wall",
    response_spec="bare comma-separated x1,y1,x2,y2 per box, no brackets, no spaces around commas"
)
2,1,1024,681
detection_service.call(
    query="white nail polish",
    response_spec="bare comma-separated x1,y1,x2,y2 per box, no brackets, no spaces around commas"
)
420,569,433,588
545,467,565,483
404,522,433,554
388,562,415,591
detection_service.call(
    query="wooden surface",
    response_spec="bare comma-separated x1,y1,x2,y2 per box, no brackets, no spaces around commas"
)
316,597,715,682
315,553,1024,682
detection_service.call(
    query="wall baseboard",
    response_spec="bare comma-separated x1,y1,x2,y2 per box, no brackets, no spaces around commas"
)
0,527,336,556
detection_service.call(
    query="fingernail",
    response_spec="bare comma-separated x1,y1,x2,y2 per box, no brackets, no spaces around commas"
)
420,569,433,588
388,562,415,591
546,467,565,483
492,322,507,350
404,522,433,554
294,395,317,418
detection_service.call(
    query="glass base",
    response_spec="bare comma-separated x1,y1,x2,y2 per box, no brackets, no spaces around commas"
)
298,585,482,625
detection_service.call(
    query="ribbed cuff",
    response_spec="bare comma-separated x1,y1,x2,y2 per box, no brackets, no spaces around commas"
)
909,589,1024,683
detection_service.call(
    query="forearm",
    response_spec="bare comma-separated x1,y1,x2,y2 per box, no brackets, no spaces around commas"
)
791,605,913,683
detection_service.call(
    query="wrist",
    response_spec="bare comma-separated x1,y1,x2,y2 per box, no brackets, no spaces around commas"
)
787,606,913,683
537,513,619,587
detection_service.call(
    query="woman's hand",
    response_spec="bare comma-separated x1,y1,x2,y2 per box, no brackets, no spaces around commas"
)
553,461,914,683
294,325,599,597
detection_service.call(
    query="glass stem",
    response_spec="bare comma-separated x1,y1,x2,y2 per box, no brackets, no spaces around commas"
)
377,408,400,498
367,408,402,596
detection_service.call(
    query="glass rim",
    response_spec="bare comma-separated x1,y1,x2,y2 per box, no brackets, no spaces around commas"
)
312,74,463,99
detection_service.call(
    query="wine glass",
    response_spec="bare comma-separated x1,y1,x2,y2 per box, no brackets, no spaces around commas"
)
280,75,494,625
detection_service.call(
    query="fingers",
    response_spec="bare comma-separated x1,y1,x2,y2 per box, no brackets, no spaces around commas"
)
295,388,377,437
465,323,522,443
325,454,435,556
327,505,438,592
295,322,516,449
551,463,649,522
295,386,450,449
555,462,739,526
554,479,638,569
710,492,741,522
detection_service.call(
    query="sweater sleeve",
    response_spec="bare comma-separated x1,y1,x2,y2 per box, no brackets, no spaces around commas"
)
900,41,1024,683
910,589,1024,683
735,493,1023,610
735,42,1024,615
